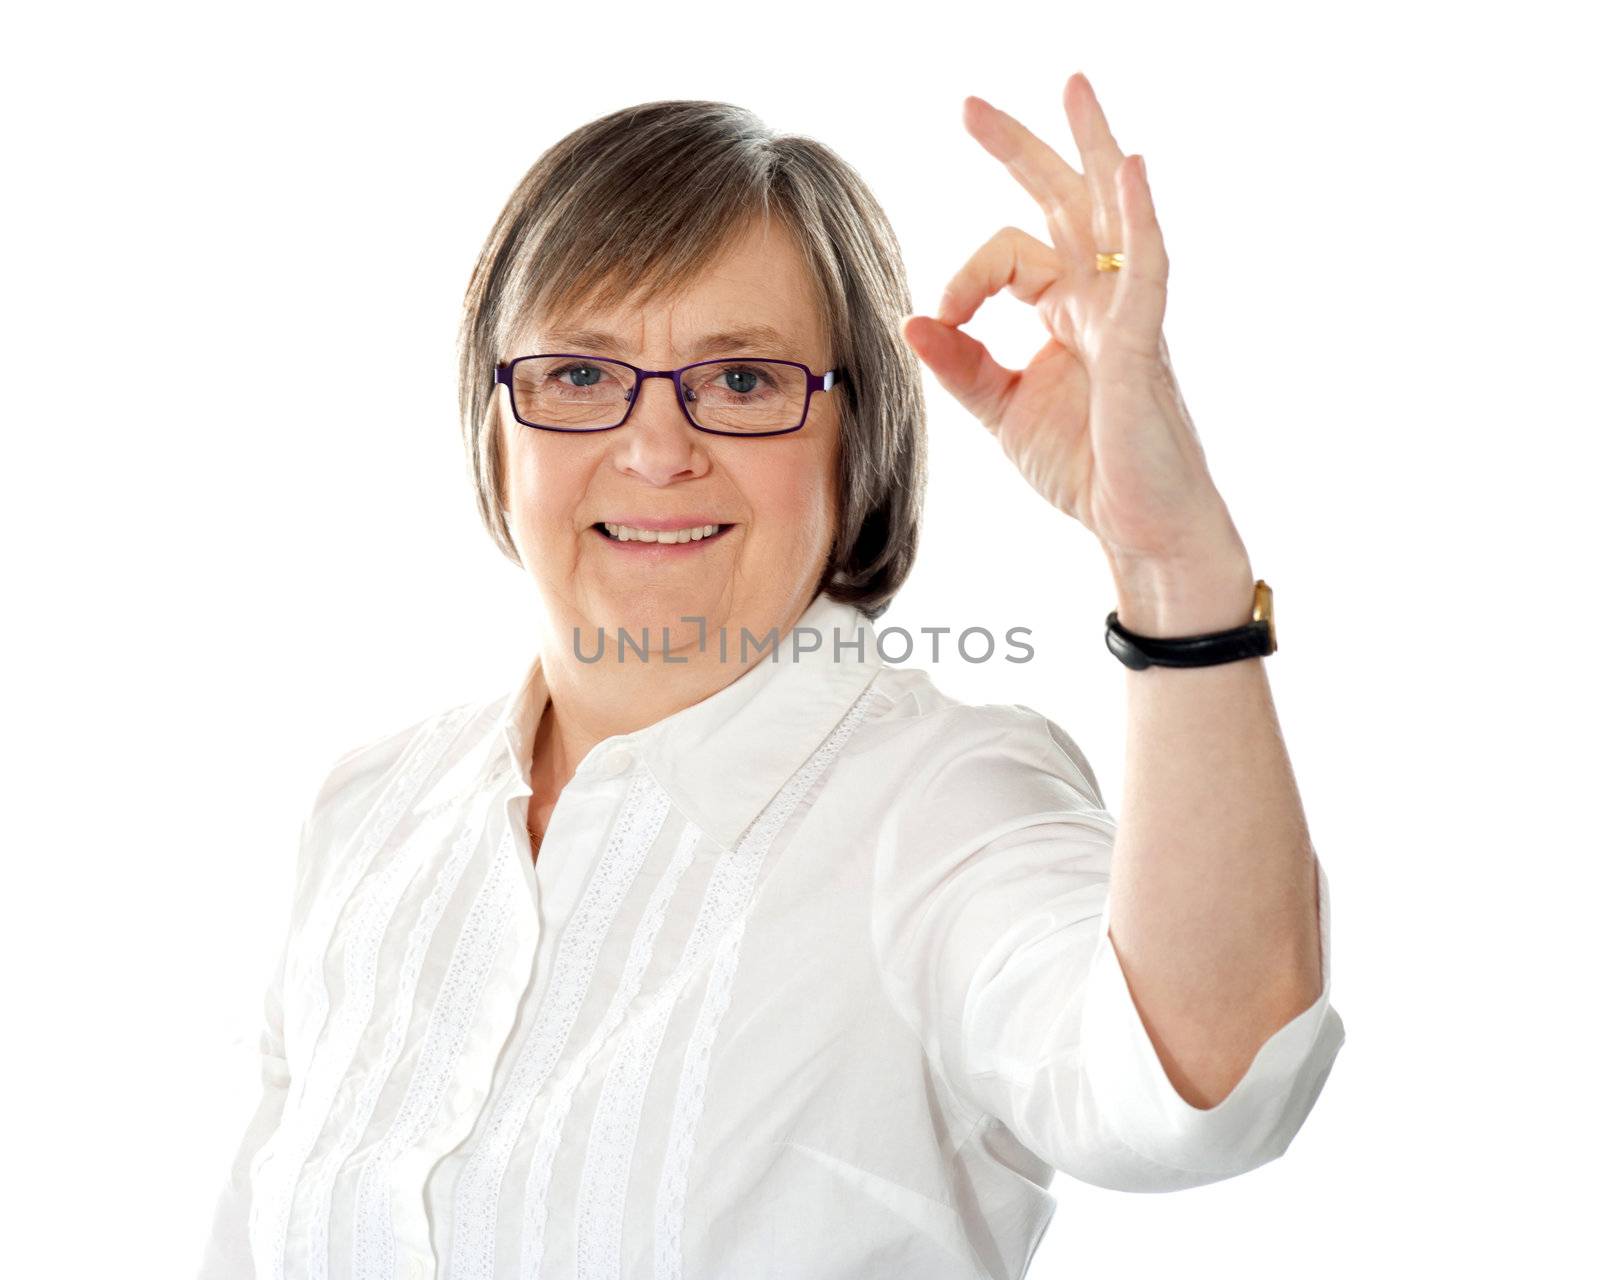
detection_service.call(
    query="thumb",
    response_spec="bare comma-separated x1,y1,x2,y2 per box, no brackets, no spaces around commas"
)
898,314,1013,435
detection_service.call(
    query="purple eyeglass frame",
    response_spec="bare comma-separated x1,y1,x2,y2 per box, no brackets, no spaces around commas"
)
493,354,844,438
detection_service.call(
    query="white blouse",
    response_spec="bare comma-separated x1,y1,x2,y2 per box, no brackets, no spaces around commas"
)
199,591,1344,1280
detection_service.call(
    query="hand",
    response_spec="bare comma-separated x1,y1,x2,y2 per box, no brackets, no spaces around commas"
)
899,72,1247,580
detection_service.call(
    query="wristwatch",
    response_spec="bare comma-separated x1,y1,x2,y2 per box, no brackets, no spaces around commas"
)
1105,578,1277,670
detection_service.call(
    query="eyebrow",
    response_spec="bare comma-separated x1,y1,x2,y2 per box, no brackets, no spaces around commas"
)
531,322,800,362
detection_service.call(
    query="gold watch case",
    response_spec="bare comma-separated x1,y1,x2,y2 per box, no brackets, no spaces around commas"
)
1251,579,1277,653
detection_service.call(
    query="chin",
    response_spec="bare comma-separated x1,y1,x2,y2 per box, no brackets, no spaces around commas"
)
573,585,732,655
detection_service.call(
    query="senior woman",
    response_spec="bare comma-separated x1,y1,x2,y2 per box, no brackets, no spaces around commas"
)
201,73,1344,1280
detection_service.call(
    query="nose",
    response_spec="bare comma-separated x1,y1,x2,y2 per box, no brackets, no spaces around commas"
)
611,372,708,485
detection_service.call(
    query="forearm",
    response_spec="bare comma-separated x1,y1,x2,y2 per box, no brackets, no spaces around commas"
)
1102,537,1324,1110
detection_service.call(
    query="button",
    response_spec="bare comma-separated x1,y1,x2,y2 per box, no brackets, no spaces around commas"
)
404,1256,425,1280
596,748,634,778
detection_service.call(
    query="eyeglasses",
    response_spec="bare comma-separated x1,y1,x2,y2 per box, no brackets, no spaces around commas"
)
493,354,844,437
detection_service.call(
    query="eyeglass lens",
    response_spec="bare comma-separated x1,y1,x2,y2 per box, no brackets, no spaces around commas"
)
510,357,809,433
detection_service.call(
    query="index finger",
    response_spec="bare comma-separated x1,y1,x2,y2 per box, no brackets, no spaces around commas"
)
936,224,1062,328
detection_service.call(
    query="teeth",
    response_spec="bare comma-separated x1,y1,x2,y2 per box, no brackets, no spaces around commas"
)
602,522,722,544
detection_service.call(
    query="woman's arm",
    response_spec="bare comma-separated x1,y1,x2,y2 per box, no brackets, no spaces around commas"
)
1104,538,1325,1110
898,71,1332,1114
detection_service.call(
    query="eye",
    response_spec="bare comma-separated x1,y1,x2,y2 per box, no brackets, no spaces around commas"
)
548,362,607,388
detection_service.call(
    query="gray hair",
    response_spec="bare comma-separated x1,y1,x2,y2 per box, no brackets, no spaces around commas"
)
457,99,927,620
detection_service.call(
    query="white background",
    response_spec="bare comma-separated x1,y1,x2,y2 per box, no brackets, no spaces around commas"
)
5,1,1595,1274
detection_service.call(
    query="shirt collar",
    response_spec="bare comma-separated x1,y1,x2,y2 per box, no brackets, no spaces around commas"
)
494,592,885,850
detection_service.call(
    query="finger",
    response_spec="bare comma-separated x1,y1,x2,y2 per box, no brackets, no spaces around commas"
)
1107,155,1170,346
898,313,1018,436
962,95,1094,273
1064,71,1127,257
936,225,1066,330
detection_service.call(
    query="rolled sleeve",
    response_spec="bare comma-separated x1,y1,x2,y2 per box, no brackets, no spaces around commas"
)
870,703,1346,1195
1078,852,1345,1184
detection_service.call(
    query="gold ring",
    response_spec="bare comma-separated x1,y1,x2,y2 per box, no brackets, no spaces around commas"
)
1095,251,1126,273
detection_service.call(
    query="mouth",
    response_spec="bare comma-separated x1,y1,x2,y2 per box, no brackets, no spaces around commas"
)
591,521,735,551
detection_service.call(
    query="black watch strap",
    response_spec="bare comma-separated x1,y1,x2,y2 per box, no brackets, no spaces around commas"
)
1104,579,1277,670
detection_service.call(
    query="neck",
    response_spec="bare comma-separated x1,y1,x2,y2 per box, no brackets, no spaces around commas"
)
529,593,822,793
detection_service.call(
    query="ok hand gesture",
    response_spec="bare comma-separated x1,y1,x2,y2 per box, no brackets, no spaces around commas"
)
899,72,1248,586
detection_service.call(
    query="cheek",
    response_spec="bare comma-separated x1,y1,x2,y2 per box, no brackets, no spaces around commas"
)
504,434,582,530
741,445,837,548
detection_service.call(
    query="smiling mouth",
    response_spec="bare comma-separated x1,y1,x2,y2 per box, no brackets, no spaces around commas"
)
592,522,733,545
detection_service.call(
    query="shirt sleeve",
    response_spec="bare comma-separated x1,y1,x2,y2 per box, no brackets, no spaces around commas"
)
195,723,384,1277
195,708,460,1274
196,921,294,1278
869,703,1346,1194
195,806,309,1279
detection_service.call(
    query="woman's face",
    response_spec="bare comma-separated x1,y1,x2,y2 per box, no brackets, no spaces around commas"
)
497,219,842,655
